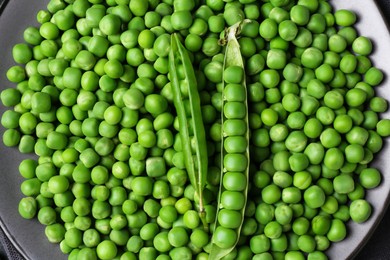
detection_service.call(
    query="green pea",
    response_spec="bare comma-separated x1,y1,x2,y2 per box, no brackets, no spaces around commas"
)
220,190,245,210
171,11,193,30
223,153,248,172
97,240,118,260
18,197,37,219
297,235,316,253
250,234,270,254
359,168,381,189
352,36,373,55
290,5,310,25
377,119,390,137
224,5,244,26
123,88,144,110
349,199,372,223
45,223,66,243
259,18,277,40
327,219,346,242
213,226,237,249
315,64,334,83
259,69,280,89
267,49,287,70
304,185,325,209
129,0,148,16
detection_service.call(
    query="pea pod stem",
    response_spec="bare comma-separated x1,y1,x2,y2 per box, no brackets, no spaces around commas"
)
169,34,209,231
209,21,250,259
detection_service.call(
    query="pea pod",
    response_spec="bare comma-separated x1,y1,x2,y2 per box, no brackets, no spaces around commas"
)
209,21,250,259
168,33,209,229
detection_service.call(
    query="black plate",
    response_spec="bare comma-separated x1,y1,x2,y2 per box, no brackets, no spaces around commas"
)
0,1,390,259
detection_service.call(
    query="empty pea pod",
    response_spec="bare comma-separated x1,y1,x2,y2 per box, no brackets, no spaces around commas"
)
168,33,209,229
210,21,250,260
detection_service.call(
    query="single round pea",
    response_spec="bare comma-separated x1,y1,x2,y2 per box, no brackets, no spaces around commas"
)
289,153,309,172
261,184,281,204
323,148,344,171
37,206,57,226
45,223,66,243
365,67,383,86
202,37,221,57
290,5,310,25
334,9,357,26
267,49,287,70
123,88,144,110
303,118,323,139
259,69,280,89
327,219,347,242
352,36,373,55
131,177,153,196
2,129,21,147
18,197,37,219
359,168,381,189
279,20,298,41
224,5,244,26
1,110,21,129
370,97,388,113
223,153,248,172
97,240,117,260
260,108,278,127
320,128,341,148
280,186,301,204
293,171,312,190
274,204,293,225
315,64,334,83
264,221,283,239
48,175,69,194
377,119,390,137
223,171,247,191
217,208,242,229
220,190,245,210
285,131,307,152
259,18,277,40
183,210,200,229
250,234,270,254
18,159,38,179
184,34,203,52
304,185,325,209
349,199,372,223
168,227,189,247
171,11,193,30
213,226,237,249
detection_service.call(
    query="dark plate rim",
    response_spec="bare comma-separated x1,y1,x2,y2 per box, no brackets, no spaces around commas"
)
0,0,390,260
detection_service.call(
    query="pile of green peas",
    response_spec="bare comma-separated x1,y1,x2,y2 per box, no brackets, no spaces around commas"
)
2,0,390,259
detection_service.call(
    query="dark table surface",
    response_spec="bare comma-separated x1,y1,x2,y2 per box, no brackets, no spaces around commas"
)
1,0,390,260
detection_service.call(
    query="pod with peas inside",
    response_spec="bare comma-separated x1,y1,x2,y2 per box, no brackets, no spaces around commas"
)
1,0,390,259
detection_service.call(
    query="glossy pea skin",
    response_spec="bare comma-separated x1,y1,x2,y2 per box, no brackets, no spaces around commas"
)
97,240,117,260
290,5,310,26
19,197,37,219
213,226,238,249
262,184,281,204
359,168,381,189
217,209,242,229
327,219,347,242
349,199,372,223
334,9,357,26
45,223,66,244
304,185,326,209
220,190,245,210
377,119,390,137
352,36,373,55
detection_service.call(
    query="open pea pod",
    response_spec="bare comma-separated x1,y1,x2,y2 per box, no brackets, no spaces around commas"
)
168,34,209,229
209,21,250,259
